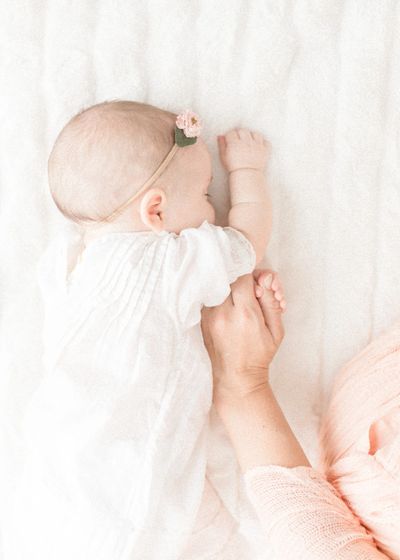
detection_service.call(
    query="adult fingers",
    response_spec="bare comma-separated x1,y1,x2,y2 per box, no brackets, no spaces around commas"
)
229,274,259,308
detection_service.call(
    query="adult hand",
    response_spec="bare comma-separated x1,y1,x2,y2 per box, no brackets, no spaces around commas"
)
201,270,286,404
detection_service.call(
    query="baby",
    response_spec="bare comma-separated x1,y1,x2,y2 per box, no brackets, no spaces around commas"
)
9,100,278,559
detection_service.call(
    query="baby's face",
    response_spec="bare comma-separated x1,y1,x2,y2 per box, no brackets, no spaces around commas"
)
161,138,216,233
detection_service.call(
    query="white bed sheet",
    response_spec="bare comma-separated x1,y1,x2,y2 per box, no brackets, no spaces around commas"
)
1,0,400,557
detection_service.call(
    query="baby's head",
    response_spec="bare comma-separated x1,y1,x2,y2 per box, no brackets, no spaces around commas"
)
48,100,215,237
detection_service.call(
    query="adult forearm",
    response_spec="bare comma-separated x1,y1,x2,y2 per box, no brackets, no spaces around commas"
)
228,169,271,263
215,383,310,472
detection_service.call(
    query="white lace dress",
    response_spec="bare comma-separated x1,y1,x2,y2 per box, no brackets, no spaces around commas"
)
5,220,265,560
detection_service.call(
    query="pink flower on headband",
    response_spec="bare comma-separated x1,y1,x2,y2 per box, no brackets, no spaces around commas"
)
176,110,202,138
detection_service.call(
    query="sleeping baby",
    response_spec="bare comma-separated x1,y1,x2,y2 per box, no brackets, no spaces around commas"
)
8,100,280,559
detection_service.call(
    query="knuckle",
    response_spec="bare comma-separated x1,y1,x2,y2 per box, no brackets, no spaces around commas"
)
235,306,250,323
240,304,258,323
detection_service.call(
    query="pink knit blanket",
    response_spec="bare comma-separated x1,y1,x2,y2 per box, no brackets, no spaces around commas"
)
318,320,400,557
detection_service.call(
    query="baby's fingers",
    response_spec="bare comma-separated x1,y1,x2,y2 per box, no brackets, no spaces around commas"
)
224,128,254,143
251,131,265,144
237,128,253,141
224,129,241,142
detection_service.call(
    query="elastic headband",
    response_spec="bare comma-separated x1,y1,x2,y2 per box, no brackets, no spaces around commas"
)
81,109,203,226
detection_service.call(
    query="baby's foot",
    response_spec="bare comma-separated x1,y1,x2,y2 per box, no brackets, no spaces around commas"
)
253,270,286,312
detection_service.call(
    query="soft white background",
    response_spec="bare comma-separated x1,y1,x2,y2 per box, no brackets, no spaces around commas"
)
1,0,400,552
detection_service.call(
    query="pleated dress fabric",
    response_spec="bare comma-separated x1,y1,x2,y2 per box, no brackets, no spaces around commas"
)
5,221,259,560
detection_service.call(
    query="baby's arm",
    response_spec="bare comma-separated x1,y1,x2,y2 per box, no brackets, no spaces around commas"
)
218,129,271,264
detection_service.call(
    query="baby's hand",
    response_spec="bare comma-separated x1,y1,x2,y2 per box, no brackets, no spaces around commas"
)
217,128,270,173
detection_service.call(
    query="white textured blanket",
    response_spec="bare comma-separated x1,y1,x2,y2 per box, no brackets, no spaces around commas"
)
1,1,400,558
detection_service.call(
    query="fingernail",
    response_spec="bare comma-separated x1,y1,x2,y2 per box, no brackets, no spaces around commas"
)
263,274,273,289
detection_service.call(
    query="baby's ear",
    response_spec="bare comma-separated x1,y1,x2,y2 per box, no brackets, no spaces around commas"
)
139,188,166,233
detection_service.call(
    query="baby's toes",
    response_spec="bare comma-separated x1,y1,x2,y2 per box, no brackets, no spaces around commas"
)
274,289,284,301
274,290,287,311
255,274,285,344
254,269,274,288
256,272,286,312
271,274,283,292
271,274,285,298
255,274,279,307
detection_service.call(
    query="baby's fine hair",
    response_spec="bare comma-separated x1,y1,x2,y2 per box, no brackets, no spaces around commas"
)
48,100,177,225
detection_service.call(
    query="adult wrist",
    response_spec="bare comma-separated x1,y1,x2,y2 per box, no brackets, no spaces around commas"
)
214,374,271,412
228,167,264,174
214,382,275,441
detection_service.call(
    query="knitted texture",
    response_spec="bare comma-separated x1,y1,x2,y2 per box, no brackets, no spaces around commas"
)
244,465,388,559
244,320,400,559
319,321,400,559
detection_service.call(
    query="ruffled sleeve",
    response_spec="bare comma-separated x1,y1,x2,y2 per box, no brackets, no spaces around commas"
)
243,464,390,559
162,220,257,329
